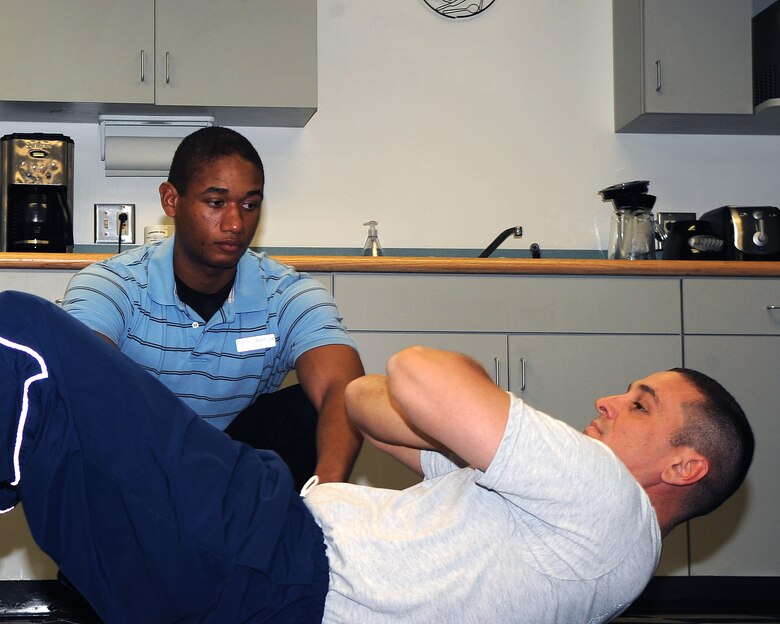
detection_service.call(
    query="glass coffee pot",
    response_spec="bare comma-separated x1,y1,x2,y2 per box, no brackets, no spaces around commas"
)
599,181,663,260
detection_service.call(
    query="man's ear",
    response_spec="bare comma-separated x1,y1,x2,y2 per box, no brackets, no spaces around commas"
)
662,448,709,486
159,181,179,218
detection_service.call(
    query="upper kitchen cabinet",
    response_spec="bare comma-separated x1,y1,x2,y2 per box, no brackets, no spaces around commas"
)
0,1,154,104
613,0,780,134
152,0,316,124
0,0,317,127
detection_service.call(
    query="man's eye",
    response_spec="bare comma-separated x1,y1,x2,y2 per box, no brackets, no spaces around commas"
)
633,401,647,413
242,202,259,211
207,199,224,208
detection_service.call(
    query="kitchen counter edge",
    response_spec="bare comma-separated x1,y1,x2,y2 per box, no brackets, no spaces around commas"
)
1,254,780,276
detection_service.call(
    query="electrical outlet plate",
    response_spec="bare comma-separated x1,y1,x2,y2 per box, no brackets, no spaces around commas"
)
656,212,696,231
95,203,135,244
655,211,697,250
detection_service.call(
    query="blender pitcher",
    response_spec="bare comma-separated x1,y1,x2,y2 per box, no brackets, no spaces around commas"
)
599,181,659,259
625,210,657,260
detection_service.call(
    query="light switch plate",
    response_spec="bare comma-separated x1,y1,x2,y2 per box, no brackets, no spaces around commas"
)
95,203,135,244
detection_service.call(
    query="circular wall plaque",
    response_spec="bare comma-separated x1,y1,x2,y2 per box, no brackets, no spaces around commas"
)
423,0,497,19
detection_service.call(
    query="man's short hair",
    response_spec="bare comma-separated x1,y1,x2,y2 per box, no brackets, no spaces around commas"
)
668,367,754,522
168,126,264,195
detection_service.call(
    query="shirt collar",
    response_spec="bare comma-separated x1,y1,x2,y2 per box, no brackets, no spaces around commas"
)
147,237,178,305
233,250,269,313
147,237,268,312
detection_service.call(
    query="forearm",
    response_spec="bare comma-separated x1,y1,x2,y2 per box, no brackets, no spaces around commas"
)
296,344,366,484
345,374,435,476
362,430,424,477
313,395,363,483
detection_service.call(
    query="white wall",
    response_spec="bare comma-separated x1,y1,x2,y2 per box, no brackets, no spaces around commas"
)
2,0,780,254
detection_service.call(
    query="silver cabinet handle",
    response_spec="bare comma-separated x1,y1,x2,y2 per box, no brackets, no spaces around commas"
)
493,357,500,386
140,50,145,82
519,357,526,392
655,60,662,92
165,51,171,84
767,306,780,310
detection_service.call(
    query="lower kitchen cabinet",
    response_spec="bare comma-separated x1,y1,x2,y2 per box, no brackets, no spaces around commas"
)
0,506,56,580
682,277,780,576
685,336,780,576
0,270,76,303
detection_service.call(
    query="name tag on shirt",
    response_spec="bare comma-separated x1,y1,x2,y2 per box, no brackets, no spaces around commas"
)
236,334,277,353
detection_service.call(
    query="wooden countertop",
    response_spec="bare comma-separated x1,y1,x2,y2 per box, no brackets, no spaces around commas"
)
2,252,780,276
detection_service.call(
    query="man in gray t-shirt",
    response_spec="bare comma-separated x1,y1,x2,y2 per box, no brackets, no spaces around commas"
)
306,345,754,623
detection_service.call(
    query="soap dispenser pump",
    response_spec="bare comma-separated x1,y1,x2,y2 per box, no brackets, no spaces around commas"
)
362,220,383,256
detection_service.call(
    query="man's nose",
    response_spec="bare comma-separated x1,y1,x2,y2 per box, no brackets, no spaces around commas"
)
595,395,618,419
221,204,245,233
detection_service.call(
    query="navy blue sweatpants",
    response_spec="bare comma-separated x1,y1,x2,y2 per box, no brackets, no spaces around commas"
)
0,291,329,623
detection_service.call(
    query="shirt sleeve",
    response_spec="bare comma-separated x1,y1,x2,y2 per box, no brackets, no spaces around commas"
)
271,273,358,368
62,261,134,345
419,449,464,479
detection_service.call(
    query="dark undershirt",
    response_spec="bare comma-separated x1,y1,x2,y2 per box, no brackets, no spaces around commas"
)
174,274,234,323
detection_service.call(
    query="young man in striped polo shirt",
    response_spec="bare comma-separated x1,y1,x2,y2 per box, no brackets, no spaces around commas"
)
63,127,365,490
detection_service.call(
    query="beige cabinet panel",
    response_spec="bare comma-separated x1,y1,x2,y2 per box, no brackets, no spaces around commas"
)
0,270,76,302
155,0,316,110
335,274,680,334
613,0,753,133
685,335,780,576
0,0,153,104
683,278,780,335
641,0,751,115
0,505,57,581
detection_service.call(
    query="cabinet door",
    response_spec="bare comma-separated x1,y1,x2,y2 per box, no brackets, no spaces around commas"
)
154,0,316,109
685,335,780,576
508,333,687,576
348,332,508,490
642,0,751,115
0,505,56,580
1,270,77,303
0,0,154,104
507,334,681,429
352,332,507,386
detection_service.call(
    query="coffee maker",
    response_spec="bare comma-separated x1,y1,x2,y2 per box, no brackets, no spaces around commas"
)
0,133,74,252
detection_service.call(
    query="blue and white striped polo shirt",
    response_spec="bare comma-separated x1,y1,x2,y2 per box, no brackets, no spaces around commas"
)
62,237,357,430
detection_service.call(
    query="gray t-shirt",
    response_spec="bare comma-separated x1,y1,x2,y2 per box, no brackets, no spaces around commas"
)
304,393,661,623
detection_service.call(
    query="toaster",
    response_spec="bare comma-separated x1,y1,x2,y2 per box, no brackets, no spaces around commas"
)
699,206,780,260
